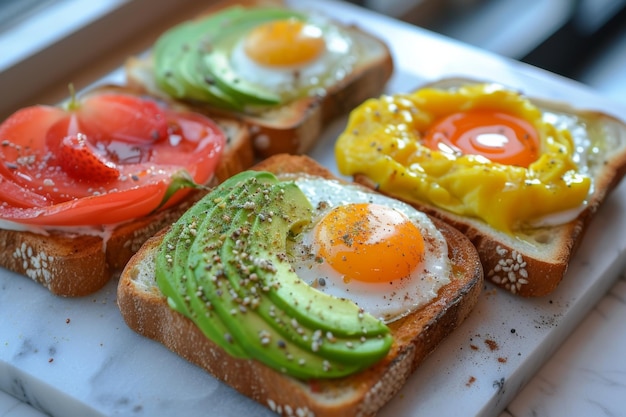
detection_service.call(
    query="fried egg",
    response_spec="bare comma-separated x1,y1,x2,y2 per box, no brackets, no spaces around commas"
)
288,177,451,324
230,15,354,102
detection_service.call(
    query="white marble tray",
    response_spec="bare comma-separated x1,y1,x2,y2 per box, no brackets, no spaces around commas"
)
2,1,626,416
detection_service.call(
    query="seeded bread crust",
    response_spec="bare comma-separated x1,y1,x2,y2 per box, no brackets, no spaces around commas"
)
124,0,394,158
0,86,255,297
116,154,484,417
352,78,626,297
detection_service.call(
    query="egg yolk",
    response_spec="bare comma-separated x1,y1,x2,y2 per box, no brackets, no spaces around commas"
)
243,19,325,67
422,109,540,168
315,203,425,283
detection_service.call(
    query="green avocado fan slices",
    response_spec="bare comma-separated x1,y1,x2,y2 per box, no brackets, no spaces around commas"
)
153,6,246,109
155,171,393,380
152,6,309,111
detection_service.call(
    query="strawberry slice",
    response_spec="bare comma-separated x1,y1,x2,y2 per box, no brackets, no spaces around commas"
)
57,133,120,183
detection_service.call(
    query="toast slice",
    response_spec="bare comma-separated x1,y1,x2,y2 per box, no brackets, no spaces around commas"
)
117,154,483,417
0,85,255,297
339,78,626,296
124,0,394,158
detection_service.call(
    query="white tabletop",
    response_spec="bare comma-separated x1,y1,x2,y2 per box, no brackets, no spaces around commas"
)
2,270,625,417
1,1,626,416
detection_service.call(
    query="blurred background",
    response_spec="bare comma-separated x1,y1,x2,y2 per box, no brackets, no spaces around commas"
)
347,0,626,105
1,0,625,110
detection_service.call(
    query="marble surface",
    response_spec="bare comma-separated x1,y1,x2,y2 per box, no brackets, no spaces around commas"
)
2,1,626,416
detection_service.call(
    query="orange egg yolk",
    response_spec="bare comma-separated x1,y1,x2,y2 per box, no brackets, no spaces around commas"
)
243,18,325,67
422,109,540,167
314,203,425,284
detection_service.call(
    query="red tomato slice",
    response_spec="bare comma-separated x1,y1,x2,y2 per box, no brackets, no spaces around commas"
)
78,92,169,144
0,92,225,226
0,105,67,206
0,182,171,226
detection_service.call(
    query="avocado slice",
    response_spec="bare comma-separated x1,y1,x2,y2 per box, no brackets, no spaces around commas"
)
157,171,392,379
155,171,260,357
153,6,304,109
201,8,308,107
212,179,391,370
152,6,246,109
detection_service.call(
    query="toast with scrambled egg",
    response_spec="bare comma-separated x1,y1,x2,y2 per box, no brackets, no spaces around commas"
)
124,0,393,158
336,78,626,296
117,154,483,417
0,84,254,297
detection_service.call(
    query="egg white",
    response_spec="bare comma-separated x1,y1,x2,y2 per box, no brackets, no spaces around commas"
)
529,108,606,227
288,177,452,324
229,15,355,102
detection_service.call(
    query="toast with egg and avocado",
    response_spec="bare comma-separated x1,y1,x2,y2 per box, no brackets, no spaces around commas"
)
124,0,394,158
117,154,483,417
0,84,254,297
335,77,626,297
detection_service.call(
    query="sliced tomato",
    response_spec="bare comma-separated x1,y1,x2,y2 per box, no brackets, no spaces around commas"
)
0,182,173,225
0,91,225,226
0,105,67,206
78,92,169,144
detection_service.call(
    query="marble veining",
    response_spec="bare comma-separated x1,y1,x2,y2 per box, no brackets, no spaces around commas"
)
502,275,626,417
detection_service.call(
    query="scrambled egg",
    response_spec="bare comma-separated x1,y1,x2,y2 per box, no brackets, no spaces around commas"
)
335,83,591,233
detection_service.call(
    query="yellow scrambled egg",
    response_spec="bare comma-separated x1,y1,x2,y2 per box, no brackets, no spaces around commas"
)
335,83,591,233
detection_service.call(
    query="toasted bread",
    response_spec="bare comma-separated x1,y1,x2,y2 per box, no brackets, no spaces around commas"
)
117,154,483,417
124,0,394,158
339,78,626,296
0,85,255,297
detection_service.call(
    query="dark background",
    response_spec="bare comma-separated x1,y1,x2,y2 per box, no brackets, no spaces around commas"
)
346,0,626,103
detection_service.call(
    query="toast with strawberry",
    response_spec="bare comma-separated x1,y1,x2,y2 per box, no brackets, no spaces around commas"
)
0,84,254,296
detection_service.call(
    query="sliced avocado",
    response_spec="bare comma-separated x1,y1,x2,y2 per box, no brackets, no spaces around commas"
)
213,180,390,371
201,8,307,106
202,49,281,107
157,171,393,380
153,21,201,98
155,171,260,357
153,6,303,109
152,6,246,109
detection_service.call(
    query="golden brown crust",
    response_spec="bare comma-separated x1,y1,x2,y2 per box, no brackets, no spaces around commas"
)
124,0,394,158
117,154,484,416
0,87,255,297
0,230,107,296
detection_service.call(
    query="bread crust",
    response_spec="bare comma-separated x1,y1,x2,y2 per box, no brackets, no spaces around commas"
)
0,86,255,297
349,78,626,296
124,0,394,158
117,154,484,416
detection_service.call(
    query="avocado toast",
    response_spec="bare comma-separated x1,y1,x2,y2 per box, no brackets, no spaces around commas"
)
124,0,394,157
117,154,483,416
